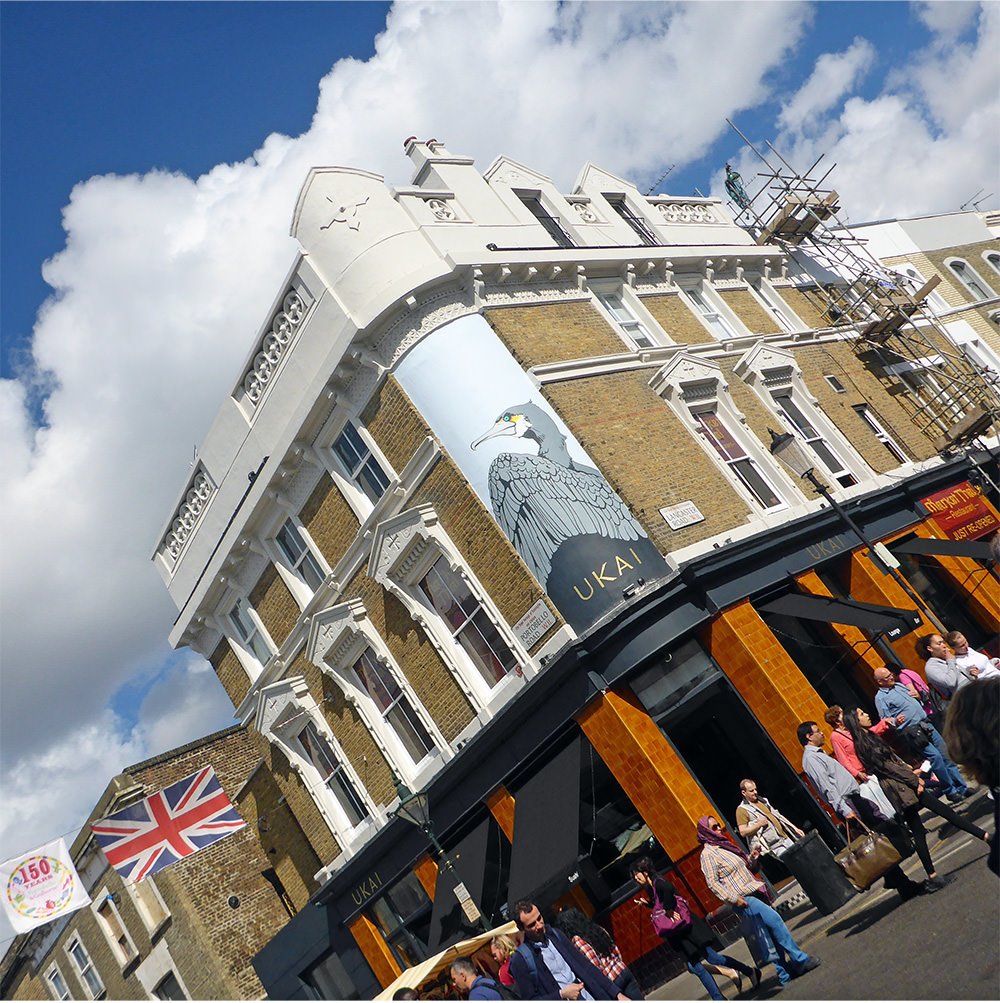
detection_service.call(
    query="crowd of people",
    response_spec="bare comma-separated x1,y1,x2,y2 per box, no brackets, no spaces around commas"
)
410,638,999,1002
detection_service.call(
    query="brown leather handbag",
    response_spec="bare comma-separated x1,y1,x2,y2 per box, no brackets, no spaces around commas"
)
835,819,903,890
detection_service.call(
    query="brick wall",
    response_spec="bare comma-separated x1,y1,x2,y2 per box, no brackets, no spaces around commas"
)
362,376,437,474
718,288,782,335
210,638,251,709
300,474,361,571
776,285,834,328
640,292,716,344
543,368,751,554
249,564,300,648
484,300,627,367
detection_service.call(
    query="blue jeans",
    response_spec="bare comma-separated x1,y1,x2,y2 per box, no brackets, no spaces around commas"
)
737,895,809,985
923,723,968,797
688,947,754,1001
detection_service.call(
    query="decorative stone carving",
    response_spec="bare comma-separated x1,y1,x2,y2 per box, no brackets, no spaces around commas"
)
656,202,718,224
159,466,215,567
240,290,308,408
426,198,456,220
320,195,371,232
572,202,599,223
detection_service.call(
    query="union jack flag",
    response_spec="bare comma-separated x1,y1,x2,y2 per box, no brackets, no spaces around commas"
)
91,766,245,882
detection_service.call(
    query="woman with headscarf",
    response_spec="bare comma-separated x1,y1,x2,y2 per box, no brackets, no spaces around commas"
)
844,707,989,891
553,906,643,999
630,856,755,1000
697,816,820,988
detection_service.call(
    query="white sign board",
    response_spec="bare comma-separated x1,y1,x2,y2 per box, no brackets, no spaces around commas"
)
513,598,557,649
659,501,705,531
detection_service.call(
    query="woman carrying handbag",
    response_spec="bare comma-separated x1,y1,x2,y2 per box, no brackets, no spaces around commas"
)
630,855,758,1000
844,707,990,891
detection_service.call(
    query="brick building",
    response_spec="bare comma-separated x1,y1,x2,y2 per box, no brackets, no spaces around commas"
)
0,727,292,1001
149,141,1000,998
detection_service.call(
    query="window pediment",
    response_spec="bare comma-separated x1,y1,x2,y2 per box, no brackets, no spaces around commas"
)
733,344,798,388
368,505,441,586
255,676,311,738
649,354,725,402
306,598,369,669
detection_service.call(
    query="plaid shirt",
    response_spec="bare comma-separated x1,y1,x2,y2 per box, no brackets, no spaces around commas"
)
700,843,766,904
571,935,626,981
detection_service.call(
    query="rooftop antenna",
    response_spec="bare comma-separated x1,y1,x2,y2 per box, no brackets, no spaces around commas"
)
959,187,994,211
645,163,675,196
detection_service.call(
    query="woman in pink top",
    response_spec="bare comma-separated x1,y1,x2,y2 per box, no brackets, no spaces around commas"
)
825,705,902,775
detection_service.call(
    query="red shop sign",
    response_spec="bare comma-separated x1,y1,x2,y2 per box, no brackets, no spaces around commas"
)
920,481,1000,541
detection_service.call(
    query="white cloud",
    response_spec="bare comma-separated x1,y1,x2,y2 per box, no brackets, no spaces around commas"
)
913,0,979,36
2,0,997,870
778,37,876,133
717,2,998,221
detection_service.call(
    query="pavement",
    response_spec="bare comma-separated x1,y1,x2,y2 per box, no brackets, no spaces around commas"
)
648,790,998,1001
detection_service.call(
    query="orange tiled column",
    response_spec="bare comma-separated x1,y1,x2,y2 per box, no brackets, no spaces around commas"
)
485,786,516,841
705,601,830,768
796,570,881,697
845,551,939,675
577,689,714,864
348,914,401,988
413,855,438,899
915,520,1000,632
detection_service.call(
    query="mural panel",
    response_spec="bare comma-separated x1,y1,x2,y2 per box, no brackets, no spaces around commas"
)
395,314,667,632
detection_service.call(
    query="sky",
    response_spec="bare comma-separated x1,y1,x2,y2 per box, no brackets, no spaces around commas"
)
1,0,998,947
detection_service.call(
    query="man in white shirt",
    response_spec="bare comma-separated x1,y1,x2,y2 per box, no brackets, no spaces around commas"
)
946,631,1000,682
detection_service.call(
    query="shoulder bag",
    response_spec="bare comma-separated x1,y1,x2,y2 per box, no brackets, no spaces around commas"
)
835,818,903,890
650,882,692,937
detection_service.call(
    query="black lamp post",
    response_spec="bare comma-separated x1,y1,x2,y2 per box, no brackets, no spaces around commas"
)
768,428,945,632
392,779,488,932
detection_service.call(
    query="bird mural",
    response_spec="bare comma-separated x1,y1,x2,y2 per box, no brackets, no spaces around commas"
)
471,402,665,628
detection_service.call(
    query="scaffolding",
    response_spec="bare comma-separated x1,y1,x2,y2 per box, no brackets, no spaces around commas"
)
724,121,1000,452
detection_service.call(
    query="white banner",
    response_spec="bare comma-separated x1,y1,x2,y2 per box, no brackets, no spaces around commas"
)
1,838,91,932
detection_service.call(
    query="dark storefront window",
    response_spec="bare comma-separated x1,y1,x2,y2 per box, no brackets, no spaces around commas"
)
888,535,991,649
631,639,842,853
367,871,432,969
758,606,875,709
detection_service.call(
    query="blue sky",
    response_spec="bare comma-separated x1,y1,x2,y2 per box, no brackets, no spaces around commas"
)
0,0,997,945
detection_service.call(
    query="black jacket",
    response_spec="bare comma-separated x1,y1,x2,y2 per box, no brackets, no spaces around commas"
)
508,927,621,1000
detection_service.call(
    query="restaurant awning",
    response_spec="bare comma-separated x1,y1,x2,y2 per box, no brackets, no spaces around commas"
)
890,538,995,560
757,593,922,640
375,921,520,1000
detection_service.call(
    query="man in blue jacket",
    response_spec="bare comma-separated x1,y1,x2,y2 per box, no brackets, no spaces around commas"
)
451,957,503,1000
508,900,633,1000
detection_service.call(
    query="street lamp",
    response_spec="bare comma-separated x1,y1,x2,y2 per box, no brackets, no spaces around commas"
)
392,779,487,932
768,428,945,632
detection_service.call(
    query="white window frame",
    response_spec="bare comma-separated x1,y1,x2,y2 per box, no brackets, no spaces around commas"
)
945,257,992,300
256,677,383,849
650,356,795,514
220,594,277,682
735,344,871,489
823,374,847,393
514,190,577,248
368,506,533,716
261,512,330,609
982,249,1000,279
601,192,660,246
91,887,139,968
679,282,744,340
305,600,448,786
44,963,71,1001
151,970,189,1000
317,415,396,522
746,275,801,332
65,936,105,1000
123,873,170,936
592,286,661,349
853,405,908,464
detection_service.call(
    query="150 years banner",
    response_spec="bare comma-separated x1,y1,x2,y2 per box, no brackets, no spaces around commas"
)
395,314,667,631
1,838,91,932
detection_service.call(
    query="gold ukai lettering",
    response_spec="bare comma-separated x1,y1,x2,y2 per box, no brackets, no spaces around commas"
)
574,579,596,601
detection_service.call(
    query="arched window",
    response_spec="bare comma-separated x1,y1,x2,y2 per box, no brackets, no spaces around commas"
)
982,250,1000,279
947,258,991,300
